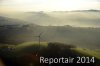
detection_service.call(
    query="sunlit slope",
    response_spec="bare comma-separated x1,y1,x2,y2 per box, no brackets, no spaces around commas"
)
15,42,48,49
14,42,48,53
14,42,100,60
72,48,100,60
0,42,100,66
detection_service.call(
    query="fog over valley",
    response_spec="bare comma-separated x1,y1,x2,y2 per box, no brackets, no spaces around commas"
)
0,10,100,27
0,0,100,66
0,11,100,49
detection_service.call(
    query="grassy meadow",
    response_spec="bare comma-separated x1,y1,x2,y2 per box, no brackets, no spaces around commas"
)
0,42,100,66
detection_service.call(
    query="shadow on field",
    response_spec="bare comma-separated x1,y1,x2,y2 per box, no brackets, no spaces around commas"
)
0,42,100,66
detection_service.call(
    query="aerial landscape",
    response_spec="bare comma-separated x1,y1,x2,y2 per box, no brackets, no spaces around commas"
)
0,0,100,66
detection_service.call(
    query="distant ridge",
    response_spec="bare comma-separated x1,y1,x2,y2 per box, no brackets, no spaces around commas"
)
0,16,38,26
72,9,100,12
26,9,100,12
0,10,100,27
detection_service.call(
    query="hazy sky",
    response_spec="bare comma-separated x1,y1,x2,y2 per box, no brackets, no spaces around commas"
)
0,0,100,12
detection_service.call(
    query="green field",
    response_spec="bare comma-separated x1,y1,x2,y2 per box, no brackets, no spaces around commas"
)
71,48,100,60
0,42,100,66
1,42,100,59
15,42,100,59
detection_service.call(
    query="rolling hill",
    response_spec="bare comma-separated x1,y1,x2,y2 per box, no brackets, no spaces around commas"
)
0,11,100,49
0,16,100,49
0,11,100,66
0,42,100,66
0,16,29,25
